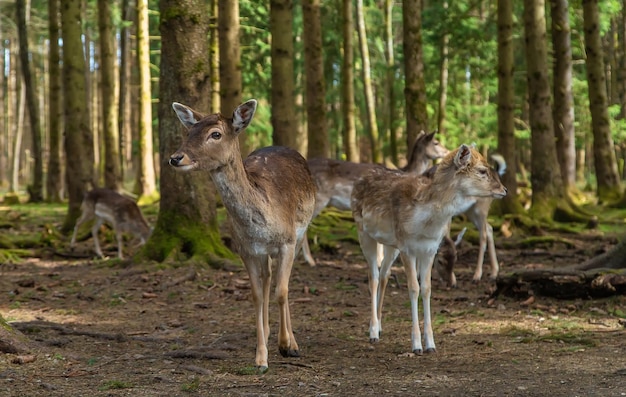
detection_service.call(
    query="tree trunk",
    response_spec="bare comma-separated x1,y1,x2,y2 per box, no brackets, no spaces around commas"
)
303,0,328,160
523,0,564,221
341,0,358,162
550,0,577,193
47,0,63,202
384,0,398,164
61,0,94,232
496,0,524,215
270,0,298,150
403,0,428,149
147,0,236,267
98,0,121,191
218,0,246,155
0,42,6,188
210,0,220,114
582,0,623,203
135,0,157,202
119,0,134,182
437,2,449,138
355,0,381,163
17,0,43,202
618,3,626,119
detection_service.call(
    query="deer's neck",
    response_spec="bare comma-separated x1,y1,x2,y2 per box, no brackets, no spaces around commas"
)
428,172,476,216
403,149,430,175
211,158,266,226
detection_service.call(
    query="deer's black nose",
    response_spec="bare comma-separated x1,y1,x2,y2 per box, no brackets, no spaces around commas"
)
169,154,184,166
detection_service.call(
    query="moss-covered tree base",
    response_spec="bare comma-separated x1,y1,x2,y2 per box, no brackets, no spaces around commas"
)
138,215,241,270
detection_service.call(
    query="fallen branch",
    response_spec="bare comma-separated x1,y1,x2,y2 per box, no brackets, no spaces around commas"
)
494,268,626,299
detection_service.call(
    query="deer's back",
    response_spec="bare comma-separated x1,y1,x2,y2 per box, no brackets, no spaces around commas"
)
244,147,316,226
308,158,382,211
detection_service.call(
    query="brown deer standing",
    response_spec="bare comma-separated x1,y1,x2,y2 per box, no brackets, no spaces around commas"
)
168,100,316,373
70,188,151,259
351,145,506,354
302,131,449,266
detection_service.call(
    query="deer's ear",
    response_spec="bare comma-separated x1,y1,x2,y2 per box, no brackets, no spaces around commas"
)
233,99,258,134
454,144,472,169
172,102,203,129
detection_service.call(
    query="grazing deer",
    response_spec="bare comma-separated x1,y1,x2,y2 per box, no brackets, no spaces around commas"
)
427,154,507,286
302,131,449,266
351,145,506,354
70,188,151,259
168,100,316,373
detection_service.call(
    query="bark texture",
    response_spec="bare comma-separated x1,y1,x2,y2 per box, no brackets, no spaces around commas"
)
149,0,236,266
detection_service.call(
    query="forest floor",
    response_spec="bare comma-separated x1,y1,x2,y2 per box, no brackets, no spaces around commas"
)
0,202,626,396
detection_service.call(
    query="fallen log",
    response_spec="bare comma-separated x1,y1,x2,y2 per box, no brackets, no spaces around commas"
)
494,268,626,299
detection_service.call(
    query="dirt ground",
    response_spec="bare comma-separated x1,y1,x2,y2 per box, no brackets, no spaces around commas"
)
1,206,626,396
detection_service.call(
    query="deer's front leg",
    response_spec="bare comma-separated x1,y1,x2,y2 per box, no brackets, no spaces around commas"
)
275,246,299,358
473,221,488,282
91,218,105,258
358,231,382,342
376,246,400,337
244,258,269,372
485,222,499,280
419,254,436,353
400,252,423,354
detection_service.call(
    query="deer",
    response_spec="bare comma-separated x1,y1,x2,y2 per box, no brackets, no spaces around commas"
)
69,188,151,259
301,131,449,266
168,99,316,373
425,153,507,287
351,145,507,354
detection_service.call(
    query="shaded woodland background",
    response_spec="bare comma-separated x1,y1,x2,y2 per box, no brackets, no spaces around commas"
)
2,0,626,262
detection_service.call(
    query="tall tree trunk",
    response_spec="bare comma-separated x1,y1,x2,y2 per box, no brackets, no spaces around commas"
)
218,0,246,155
0,43,6,188
7,40,18,193
550,0,577,193
618,2,626,119
403,0,428,148
355,0,380,163
437,1,449,137
270,0,298,150
136,0,157,201
98,0,121,191
523,0,565,221
16,0,43,202
47,0,63,202
11,41,25,194
119,0,133,182
341,0,358,162
303,0,328,159
384,0,398,164
146,0,235,266
210,0,220,114
61,0,94,232
582,0,622,202
497,0,524,215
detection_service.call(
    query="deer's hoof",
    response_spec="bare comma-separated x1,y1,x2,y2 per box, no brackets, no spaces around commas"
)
369,337,380,344
279,347,300,358
257,365,269,374
413,348,423,355
425,348,437,354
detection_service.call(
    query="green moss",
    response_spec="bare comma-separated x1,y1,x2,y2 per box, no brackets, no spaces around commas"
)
138,209,239,269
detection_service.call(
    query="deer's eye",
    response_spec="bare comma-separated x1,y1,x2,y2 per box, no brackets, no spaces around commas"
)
209,131,222,140
478,168,489,176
